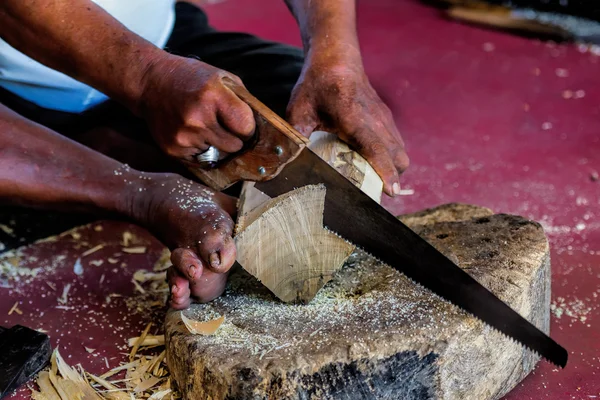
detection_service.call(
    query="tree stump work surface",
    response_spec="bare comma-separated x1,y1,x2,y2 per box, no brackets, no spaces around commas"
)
165,203,550,400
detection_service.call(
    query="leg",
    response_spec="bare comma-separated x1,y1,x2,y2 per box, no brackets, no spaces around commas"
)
166,2,304,117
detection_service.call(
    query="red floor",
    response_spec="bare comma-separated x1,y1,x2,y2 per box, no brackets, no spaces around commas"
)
2,0,599,398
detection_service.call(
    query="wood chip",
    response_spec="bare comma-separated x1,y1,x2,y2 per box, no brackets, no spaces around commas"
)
180,313,224,335
8,301,22,315
85,347,95,354
108,258,119,264
93,225,103,232
89,260,104,267
122,247,146,254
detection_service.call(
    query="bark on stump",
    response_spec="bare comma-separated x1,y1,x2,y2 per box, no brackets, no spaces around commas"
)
165,203,551,400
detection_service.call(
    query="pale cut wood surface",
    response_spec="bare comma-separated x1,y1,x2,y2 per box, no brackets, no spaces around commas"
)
234,131,383,303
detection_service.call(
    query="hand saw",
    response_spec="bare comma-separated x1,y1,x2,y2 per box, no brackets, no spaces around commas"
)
187,77,568,368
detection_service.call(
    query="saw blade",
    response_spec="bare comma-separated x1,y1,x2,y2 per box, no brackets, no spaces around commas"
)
255,148,568,368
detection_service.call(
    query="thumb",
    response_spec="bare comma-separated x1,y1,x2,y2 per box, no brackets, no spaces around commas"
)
286,98,318,138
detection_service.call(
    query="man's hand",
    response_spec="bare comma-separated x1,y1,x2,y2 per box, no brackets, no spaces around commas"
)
287,58,409,197
139,55,256,163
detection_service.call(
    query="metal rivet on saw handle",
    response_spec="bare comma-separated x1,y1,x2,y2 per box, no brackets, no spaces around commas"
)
258,166,266,175
274,146,283,156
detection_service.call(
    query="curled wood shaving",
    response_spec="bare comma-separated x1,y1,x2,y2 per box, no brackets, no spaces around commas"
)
180,313,225,335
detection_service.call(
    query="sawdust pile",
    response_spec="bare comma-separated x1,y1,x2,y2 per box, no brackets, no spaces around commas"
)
31,324,180,400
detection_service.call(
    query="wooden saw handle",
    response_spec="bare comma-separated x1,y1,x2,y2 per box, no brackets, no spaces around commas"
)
187,77,309,191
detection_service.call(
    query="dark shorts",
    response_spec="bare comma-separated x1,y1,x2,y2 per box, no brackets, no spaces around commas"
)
0,2,304,251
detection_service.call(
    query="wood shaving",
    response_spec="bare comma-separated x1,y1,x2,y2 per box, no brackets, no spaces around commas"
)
153,249,172,272
108,258,119,264
93,225,103,232
32,329,181,399
131,279,146,294
122,247,146,254
180,313,224,335
82,244,105,257
31,349,103,400
90,260,104,267
57,284,71,305
85,347,95,354
0,223,15,236
8,301,22,315
129,323,152,361
133,270,167,283
127,335,165,348
121,231,135,247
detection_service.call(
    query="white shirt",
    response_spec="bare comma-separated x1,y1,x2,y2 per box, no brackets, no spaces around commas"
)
0,0,176,113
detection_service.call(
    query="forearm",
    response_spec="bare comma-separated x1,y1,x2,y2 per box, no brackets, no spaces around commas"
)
0,0,164,113
284,0,361,63
0,104,142,216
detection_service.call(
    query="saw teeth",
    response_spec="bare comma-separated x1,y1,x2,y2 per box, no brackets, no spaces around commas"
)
324,227,564,368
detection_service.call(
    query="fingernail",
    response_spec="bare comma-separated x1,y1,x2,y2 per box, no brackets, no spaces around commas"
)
171,285,178,295
210,253,221,269
188,264,197,278
392,182,401,196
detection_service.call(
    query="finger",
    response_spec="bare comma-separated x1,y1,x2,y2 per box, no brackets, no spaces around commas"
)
201,123,245,154
167,266,191,310
217,88,255,139
286,98,318,138
391,147,410,175
171,248,204,283
189,269,230,303
375,115,410,175
343,130,401,197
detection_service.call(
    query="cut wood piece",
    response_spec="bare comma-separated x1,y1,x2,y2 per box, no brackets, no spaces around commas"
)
235,131,383,303
236,184,354,303
307,131,383,203
166,203,551,400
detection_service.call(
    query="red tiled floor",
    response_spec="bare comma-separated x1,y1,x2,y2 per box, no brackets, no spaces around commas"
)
2,0,599,398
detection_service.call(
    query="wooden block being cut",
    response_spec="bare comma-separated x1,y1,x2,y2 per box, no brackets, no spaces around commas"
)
234,131,383,303
166,203,551,400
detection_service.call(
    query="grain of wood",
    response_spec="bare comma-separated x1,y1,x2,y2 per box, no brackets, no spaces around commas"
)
234,131,383,303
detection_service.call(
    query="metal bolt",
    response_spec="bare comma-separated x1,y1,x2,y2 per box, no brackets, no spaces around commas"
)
274,146,283,156
258,166,266,175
